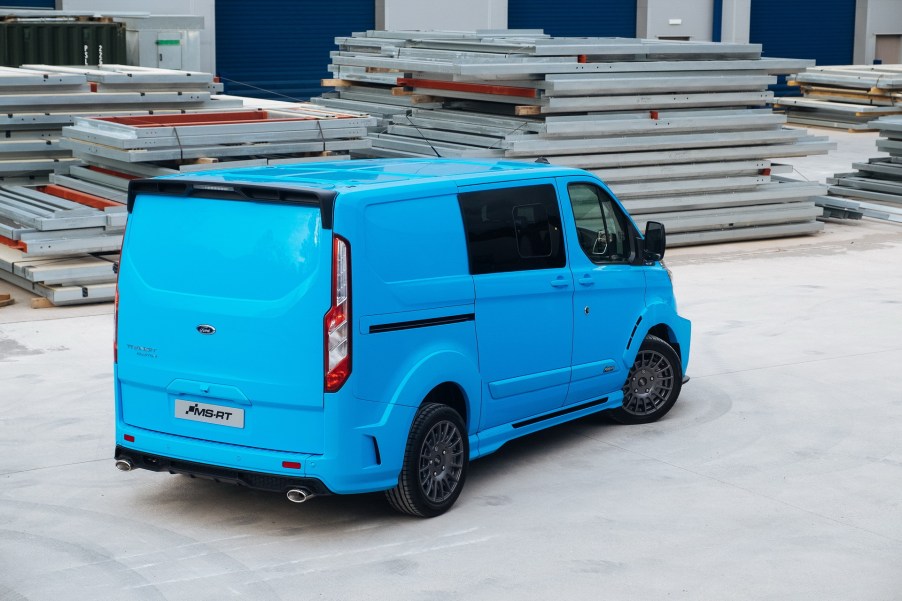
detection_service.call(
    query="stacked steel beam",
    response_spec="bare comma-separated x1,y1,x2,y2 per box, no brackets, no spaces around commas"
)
817,115,902,223
315,30,832,246
774,65,902,131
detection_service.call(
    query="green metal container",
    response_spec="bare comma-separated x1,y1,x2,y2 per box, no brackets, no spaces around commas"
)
0,21,127,67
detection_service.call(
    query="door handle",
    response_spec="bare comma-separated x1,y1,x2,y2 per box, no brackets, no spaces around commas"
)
578,275,595,287
550,278,569,288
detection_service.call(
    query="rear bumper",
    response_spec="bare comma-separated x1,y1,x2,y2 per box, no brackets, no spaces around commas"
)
115,366,419,495
115,445,332,495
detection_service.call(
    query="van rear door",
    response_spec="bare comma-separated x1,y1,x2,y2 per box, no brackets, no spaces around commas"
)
116,182,333,454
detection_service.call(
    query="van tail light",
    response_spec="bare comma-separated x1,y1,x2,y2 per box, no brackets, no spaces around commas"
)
324,235,351,392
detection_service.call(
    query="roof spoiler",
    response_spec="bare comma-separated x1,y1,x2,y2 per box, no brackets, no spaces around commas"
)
126,179,338,229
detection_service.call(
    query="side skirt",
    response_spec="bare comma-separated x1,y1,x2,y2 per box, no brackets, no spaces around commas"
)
470,392,624,460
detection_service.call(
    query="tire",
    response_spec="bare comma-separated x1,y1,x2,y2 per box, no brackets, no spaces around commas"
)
385,402,468,518
610,335,683,425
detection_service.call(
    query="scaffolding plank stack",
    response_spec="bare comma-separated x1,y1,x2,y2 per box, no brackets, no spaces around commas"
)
820,115,902,223
774,65,902,131
315,30,831,246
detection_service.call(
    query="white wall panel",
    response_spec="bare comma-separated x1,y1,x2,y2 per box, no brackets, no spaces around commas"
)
377,0,507,30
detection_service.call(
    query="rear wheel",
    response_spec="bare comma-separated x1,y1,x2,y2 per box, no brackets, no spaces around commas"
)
610,335,682,425
386,403,468,517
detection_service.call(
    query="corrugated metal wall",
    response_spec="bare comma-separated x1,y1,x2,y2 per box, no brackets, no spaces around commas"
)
215,0,375,101
750,0,855,65
508,0,637,37
0,21,127,67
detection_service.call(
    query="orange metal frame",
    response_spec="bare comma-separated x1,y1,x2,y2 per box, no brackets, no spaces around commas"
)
39,185,121,209
398,78,540,99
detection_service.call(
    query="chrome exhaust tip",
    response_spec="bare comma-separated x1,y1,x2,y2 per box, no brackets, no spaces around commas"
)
114,458,133,472
286,488,313,504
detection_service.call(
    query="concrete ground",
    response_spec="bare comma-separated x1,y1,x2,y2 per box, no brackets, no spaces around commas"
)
1,128,901,600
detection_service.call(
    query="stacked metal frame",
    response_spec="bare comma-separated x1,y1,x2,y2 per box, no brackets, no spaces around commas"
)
0,64,240,183
314,30,833,246
774,65,902,131
817,115,902,224
0,183,124,304
0,105,376,305
60,107,375,166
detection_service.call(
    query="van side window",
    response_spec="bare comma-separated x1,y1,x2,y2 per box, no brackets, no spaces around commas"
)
567,183,632,263
459,184,566,275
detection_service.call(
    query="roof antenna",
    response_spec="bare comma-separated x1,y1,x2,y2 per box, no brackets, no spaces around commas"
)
535,157,550,164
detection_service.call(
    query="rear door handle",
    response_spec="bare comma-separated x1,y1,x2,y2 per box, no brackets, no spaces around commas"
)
578,275,594,287
550,277,569,288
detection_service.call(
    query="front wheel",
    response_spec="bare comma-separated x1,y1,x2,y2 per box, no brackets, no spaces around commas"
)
385,403,468,517
610,335,683,425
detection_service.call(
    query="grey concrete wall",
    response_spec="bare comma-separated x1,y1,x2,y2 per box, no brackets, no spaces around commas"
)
58,0,215,74
855,0,902,64
637,0,713,40
377,0,507,30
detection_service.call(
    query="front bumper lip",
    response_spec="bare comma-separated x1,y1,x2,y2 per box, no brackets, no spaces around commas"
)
114,445,333,495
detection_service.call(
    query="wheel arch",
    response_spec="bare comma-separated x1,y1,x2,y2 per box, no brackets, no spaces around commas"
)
424,382,470,429
646,323,681,360
387,349,481,435
625,301,692,374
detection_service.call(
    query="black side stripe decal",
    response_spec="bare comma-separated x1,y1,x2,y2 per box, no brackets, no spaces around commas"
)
369,313,475,334
513,397,608,429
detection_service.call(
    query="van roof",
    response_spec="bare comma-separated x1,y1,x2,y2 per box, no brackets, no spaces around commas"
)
161,158,582,192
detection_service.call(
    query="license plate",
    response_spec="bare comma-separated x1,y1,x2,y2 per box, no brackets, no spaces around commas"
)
175,399,245,428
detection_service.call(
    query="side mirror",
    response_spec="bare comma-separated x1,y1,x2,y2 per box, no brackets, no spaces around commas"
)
643,221,666,261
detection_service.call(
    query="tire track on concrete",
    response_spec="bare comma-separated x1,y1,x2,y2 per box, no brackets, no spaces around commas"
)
0,499,284,601
571,432,902,547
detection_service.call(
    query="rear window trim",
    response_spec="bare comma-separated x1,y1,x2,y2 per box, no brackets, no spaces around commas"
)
127,179,338,229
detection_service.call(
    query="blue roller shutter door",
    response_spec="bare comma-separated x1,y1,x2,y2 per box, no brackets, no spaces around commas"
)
750,0,855,65
750,0,855,96
216,0,375,101
0,1,55,6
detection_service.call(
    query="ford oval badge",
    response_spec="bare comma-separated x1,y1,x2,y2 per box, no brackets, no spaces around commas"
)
196,324,216,335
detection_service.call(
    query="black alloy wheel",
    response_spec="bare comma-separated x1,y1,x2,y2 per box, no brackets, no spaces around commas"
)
386,402,468,517
611,335,683,424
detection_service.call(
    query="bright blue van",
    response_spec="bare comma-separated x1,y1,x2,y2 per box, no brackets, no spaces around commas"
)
114,159,690,517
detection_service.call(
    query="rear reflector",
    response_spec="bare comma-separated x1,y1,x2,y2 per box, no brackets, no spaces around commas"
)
124,434,135,442
282,461,301,469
